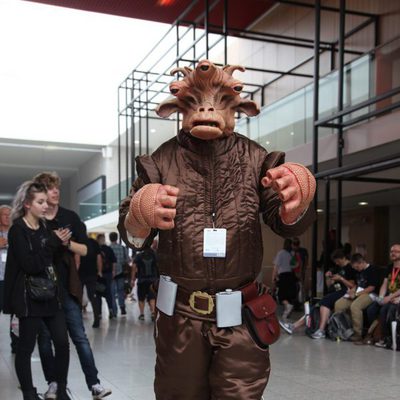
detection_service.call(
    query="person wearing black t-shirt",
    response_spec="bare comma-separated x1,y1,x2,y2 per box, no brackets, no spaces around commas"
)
335,253,380,342
33,172,111,400
374,244,400,348
280,249,356,338
79,237,102,328
97,233,117,319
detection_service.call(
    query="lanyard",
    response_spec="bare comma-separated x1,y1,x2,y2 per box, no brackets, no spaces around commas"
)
390,267,400,287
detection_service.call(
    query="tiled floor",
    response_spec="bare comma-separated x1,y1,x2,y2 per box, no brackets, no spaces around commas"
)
0,302,398,400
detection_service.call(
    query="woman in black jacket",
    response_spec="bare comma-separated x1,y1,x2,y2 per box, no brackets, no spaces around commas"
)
3,181,72,400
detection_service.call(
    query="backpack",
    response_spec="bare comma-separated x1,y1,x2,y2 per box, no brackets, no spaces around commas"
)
305,305,321,337
100,249,112,274
327,312,354,341
137,251,157,281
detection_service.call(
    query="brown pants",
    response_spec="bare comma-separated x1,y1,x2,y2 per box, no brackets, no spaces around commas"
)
334,294,373,336
154,312,271,400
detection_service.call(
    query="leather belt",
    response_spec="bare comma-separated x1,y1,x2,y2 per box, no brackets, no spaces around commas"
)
176,281,260,316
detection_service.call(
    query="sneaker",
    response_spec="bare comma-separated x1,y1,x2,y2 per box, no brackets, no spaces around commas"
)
44,382,58,400
374,340,386,348
279,320,294,335
311,329,326,339
121,307,127,316
350,335,363,342
92,320,100,328
151,312,156,322
138,314,145,321
92,383,112,399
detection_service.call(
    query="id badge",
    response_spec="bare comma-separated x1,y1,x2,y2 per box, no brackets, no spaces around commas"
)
156,275,178,316
1,251,7,263
203,228,226,258
216,289,242,328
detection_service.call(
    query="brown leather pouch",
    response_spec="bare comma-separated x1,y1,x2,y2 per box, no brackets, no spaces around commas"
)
242,292,280,348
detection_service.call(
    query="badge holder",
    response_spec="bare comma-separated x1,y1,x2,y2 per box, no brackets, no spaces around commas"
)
216,289,242,328
156,275,178,316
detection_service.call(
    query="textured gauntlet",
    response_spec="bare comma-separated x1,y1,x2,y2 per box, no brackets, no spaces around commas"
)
125,183,162,238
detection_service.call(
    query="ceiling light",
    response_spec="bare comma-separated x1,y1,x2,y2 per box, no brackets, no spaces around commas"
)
317,209,324,213
358,201,368,206
150,128,156,133
266,141,270,145
290,131,294,136
134,140,140,144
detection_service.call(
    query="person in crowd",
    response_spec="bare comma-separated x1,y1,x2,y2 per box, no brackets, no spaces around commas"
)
0,205,19,353
280,249,356,338
273,238,298,320
97,233,117,319
132,245,158,321
0,204,11,313
109,232,129,316
334,253,379,343
78,235,103,328
33,172,111,400
3,181,71,400
374,244,400,348
343,242,352,259
292,237,309,302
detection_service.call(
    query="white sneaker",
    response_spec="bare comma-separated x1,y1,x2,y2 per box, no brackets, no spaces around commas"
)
311,329,326,339
44,382,58,400
92,383,112,399
374,340,386,348
279,320,294,334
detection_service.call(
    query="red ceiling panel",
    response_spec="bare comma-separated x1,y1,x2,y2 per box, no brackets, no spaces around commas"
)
24,0,276,30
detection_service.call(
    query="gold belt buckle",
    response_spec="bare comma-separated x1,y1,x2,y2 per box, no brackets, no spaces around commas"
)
189,291,214,315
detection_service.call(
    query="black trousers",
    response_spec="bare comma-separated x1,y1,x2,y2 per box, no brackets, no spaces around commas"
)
16,311,69,391
82,279,101,323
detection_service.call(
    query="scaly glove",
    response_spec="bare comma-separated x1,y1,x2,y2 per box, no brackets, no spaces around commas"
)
125,183,179,238
261,162,316,225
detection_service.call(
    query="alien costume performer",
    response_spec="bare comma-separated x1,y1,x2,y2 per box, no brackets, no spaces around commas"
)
118,60,315,400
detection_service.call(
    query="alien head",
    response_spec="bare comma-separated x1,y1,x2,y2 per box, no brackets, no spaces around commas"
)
156,60,260,140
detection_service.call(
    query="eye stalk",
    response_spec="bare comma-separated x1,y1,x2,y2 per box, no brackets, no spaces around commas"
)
233,85,243,93
200,65,209,71
170,88,179,95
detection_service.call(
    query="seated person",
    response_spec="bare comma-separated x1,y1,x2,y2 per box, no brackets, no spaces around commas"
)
334,253,379,343
374,243,400,348
280,249,356,338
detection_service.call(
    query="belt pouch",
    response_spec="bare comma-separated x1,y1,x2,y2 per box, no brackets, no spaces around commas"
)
242,293,280,348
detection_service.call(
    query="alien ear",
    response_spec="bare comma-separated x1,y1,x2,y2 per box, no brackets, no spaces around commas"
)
235,99,260,117
156,98,181,118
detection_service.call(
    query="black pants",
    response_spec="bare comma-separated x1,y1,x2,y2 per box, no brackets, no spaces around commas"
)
16,311,69,391
82,279,101,323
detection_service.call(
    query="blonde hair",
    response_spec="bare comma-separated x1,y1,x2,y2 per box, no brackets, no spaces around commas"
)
11,181,47,223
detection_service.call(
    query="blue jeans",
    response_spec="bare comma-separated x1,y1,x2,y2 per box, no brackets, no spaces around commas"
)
112,276,126,312
38,293,99,390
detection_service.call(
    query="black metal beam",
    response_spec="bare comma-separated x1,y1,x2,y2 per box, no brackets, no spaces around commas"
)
336,0,346,247
344,177,400,185
341,100,400,128
311,0,321,299
315,155,400,181
315,86,400,127
277,0,376,18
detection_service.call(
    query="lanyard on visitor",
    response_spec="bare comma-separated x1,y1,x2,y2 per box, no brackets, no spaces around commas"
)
391,267,400,287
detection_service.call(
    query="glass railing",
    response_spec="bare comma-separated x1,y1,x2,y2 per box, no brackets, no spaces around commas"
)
237,36,400,152
79,180,130,222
